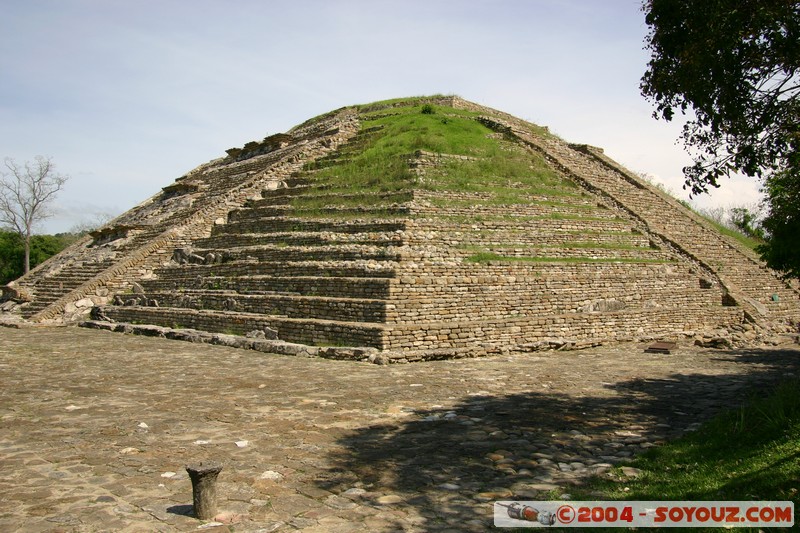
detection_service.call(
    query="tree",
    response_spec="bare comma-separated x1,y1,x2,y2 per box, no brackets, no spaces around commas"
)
0,231,23,285
0,230,80,285
0,156,69,275
641,0,800,277
758,168,800,278
729,205,766,240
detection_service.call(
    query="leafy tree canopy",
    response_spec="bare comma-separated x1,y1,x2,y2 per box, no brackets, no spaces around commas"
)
0,230,79,285
757,169,800,278
641,0,800,277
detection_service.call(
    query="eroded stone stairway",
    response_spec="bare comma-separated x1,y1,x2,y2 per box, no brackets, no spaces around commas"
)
99,165,409,348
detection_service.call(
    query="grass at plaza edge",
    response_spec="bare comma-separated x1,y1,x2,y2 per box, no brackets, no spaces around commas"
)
570,379,800,531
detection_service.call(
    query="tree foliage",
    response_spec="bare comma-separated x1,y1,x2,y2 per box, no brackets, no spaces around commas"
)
758,169,800,278
641,0,800,277
729,206,766,239
0,156,69,274
0,230,79,285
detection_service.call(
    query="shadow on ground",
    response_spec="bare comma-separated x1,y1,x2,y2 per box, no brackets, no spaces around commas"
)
319,348,800,531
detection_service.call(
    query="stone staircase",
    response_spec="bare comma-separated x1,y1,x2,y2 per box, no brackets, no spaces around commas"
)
19,258,115,318
559,143,798,320
463,107,799,327
3,108,362,322
96,126,412,349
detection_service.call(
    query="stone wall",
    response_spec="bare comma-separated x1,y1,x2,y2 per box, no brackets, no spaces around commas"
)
382,255,731,353
450,98,799,327
6,96,796,361
99,306,386,348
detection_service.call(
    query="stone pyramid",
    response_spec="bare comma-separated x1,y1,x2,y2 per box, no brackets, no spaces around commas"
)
3,96,798,361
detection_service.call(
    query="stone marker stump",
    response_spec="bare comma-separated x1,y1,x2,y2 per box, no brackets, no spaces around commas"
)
186,462,223,520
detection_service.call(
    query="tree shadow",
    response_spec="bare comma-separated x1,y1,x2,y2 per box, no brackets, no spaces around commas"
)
318,347,800,531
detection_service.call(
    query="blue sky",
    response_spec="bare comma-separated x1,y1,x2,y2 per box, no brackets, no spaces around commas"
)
1,0,761,233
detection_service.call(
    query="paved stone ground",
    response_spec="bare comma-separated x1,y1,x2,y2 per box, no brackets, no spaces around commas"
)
1,326,798,532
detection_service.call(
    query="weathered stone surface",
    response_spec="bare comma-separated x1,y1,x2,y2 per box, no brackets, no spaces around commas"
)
2,326,798,531
2,96,798,359
186,462,223,520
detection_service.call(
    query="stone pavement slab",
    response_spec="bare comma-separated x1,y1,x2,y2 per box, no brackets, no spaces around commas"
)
1,326,798,531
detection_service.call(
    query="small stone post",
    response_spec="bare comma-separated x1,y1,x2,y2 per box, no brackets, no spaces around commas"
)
186,462,223,520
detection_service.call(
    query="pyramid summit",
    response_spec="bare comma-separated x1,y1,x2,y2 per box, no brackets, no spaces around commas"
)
2,96,798,360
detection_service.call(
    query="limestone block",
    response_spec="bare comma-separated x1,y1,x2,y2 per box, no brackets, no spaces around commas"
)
91,296,110,306
1,285,32,302
74,298,95,309
210,334,253,349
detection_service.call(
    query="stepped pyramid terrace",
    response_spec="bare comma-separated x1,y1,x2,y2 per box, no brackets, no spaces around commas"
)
2,96,798,361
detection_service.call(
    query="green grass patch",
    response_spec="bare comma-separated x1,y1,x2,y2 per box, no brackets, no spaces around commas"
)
288,208,407,220
543,212,622,221
425,183,582,200
457,242,651,252
355,95,455,112
426,196,597,208
463,229,640,238
293,101,573,214
464,253,674,264
432,214,629,224
290,191,413,209
420,144,571,195
567,229,642,236
297,107,493,197
574,379,800,531
548,241,648,250
375,110,497,156
704,218,764,252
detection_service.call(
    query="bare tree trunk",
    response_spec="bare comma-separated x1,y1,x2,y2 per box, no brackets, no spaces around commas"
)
1,157,69,277
24,230,30,274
